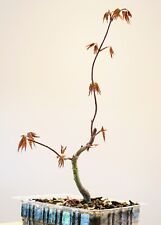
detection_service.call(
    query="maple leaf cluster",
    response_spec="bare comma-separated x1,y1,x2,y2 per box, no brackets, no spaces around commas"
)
89,82,101,95
86,8,132,58
18,132,39,151
103,8,132,23
18,132,68,168
57,145,67,168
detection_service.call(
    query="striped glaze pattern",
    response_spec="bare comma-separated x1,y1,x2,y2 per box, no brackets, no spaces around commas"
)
21,201,140,225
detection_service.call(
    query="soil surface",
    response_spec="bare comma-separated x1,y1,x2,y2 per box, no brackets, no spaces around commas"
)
33,197,138,210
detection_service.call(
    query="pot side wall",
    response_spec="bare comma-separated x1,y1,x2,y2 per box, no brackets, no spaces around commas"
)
21,201,140,225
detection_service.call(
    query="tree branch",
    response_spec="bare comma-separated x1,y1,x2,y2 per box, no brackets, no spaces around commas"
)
28,139,61,157
90,20,112,135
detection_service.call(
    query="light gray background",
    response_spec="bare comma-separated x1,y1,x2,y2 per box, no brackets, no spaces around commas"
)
0,0,161,224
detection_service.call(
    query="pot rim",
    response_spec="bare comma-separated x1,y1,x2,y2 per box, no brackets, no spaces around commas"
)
19,194,140,214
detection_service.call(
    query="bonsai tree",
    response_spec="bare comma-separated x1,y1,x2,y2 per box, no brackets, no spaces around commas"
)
18,8,132,204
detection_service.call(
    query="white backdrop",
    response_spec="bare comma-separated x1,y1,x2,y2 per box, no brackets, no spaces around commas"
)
0,0,161,224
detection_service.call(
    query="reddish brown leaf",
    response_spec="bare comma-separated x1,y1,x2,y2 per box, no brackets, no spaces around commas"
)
112,8,121,20
103,12,107,22
27,132,39,139
103,10,111,22
109,46,114,58
61,145,67,154
94,44,99,54
86,43,95,50
27,132,39,149
95,83,101,94
125,13,130,23
89,83,94,95
127,10,132,18
18,135,27,151
101,126,106,142
121,10,131,23
121,10,126,19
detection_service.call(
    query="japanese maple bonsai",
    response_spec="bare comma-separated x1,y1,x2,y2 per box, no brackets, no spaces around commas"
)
18,8,140,225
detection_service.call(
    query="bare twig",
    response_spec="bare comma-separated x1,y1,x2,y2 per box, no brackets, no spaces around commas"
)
99,46,108,52
28,139,61,157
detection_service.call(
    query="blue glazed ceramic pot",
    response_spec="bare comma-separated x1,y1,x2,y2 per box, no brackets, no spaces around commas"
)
21,200,140,225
